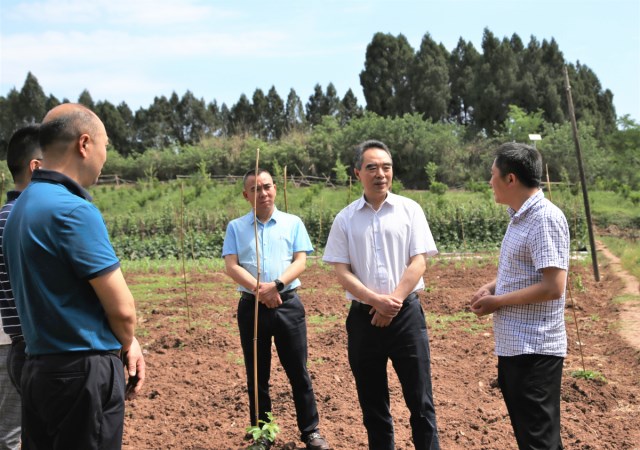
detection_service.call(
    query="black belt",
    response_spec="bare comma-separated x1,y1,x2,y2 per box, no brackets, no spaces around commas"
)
28,349,122,360
10,335,24,344
351,292,418,313
241,289,298,302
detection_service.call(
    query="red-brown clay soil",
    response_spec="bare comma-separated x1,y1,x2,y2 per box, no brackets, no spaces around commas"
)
122,257,640,450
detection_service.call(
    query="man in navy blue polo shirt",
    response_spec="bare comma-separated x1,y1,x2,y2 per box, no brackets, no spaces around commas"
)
3,103,146,449
223,169,329,450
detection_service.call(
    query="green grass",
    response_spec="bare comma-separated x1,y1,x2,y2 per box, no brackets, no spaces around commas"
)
426,311,491,334
122,258,225,273
307,314,340,333
589,191,640,229
599,236,640,282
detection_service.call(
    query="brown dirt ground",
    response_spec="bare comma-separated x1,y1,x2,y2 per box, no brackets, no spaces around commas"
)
121,255,640,450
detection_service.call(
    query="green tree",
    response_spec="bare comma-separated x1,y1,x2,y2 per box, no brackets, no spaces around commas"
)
251,88,269,139
338,88,363,126
17,72,47,124
94,100,131,156
306,84,325,127
360,32,414,117
449,38,480,125
77,89,95,110
229,94,254,136
473,28,519,134
411,33,451,122
176,91,212,145
284,88,306,133
501,105,546,143
266,86,286,140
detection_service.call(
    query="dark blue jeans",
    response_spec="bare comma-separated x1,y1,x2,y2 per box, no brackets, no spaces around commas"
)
347,293,439,450
237,292,319,441
21,351,125,450
498,354,564,450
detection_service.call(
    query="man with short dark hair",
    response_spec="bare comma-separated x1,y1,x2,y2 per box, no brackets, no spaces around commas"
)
323,139,440,449
222,168,329,450
4,103,146,449
0,125,42,450
471,142,569,449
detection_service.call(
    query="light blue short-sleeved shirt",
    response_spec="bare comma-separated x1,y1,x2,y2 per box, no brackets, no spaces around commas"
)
222,208,313,293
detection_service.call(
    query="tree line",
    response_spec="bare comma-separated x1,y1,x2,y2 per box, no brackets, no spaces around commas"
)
1,28,635,192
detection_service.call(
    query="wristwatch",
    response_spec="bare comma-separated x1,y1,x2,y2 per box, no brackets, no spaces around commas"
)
274,279,285,292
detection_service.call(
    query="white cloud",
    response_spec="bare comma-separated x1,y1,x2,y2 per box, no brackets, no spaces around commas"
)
5,0,235,26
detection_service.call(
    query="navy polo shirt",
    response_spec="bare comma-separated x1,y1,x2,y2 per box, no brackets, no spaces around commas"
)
3,169,121,355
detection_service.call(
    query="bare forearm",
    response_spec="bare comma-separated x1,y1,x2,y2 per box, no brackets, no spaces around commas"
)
334,264,378,304
498,275,566,307
277,252,306,285
392,254,426,300
224,256,258,291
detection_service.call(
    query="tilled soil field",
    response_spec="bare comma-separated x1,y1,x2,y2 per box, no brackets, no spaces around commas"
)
122,258,640,449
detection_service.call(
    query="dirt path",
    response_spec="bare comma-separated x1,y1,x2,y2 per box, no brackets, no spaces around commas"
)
596,241,640,350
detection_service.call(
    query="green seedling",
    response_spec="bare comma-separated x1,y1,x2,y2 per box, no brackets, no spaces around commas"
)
571,370,607,384
246,412,280,449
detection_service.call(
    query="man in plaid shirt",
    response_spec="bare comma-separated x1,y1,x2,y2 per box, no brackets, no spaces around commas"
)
471,142,569,449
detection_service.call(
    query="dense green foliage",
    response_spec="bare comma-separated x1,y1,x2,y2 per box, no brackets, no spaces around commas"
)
81,177,606,260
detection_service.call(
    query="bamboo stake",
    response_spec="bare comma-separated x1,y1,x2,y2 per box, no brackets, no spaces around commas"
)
252,148,261,427
179,182,192,331
545,164,552,198
564,65,600,281
283,165,289,213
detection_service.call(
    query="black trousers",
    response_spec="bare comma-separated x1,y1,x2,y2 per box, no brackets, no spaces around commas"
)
347,293,439,450
498,354,564,450
8,336,26,395
237,291,319,441
21,351,125,450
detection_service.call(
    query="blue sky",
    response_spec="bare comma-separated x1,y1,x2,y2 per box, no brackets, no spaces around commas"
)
1,0,639,122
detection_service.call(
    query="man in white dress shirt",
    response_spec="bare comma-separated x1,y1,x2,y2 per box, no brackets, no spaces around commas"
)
323,139,439,450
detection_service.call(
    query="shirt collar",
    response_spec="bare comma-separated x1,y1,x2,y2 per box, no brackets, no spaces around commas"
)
508,189,544,219
5,190,21,202
356,191,398,211
248,206,280,224
31,169,93,202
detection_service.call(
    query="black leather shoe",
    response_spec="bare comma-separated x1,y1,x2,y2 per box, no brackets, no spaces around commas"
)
305,431,330,450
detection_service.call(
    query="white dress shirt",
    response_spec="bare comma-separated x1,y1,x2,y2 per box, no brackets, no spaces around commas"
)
323,192,437,301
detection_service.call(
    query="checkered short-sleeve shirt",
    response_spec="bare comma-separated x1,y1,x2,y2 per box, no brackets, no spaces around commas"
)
494,190,570,357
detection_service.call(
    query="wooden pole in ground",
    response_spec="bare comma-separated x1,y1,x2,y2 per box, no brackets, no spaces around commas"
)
252,149,261,427
283,165,289,213
179,182,192,331
563,65,600,282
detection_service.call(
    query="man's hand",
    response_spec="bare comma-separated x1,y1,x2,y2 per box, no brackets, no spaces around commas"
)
370,310,393,327
371,295,403,317
123,337,146,400
256,282,282,308
470,294,501,317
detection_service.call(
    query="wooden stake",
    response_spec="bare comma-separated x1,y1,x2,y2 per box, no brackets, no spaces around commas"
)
179,182,192,331
564,65,600,281
252,149,261,427
283,165,289,213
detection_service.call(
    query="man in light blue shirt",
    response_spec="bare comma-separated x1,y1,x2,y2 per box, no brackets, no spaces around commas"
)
222,168,329,450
